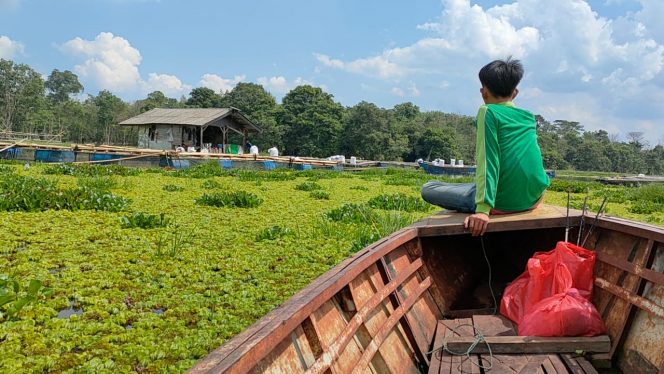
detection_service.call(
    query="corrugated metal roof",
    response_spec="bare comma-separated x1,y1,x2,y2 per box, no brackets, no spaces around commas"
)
118,108,261,132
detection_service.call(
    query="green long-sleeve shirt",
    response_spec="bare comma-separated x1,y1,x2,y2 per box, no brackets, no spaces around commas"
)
474,102,550,215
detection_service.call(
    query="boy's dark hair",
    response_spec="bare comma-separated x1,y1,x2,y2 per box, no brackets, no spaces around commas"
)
478,57,524,98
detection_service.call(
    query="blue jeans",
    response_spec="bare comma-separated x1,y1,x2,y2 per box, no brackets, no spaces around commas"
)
421,181,476,213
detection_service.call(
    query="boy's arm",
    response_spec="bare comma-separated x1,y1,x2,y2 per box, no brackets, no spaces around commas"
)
474,106,500,215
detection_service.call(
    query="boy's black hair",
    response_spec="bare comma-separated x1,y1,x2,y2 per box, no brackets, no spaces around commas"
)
478,57,524,98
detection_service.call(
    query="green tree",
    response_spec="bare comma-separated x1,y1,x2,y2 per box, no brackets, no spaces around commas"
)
186,87,222,108
136,91,180,113
340,101,408,160
414,127,458,161
45,69,83,104
91,90,127,144
0,59,45,133
278,85,344,157
220,83,280,149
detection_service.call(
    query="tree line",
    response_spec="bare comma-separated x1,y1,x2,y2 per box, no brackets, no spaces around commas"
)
1,58,663,174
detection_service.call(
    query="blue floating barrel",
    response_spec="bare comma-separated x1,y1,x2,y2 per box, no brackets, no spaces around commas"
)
219,159,233,169
262,161,276,170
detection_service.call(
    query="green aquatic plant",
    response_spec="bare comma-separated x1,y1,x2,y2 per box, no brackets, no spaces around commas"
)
201,179,222,189
0,275,52,321
295,181,322,191
195,191,263,208
255,225,294,241
309,191,330,200
367,193,432,212
120,212,171,229
162,184,184,192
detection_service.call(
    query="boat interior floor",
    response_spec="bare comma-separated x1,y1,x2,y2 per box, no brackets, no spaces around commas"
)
429,314,607,374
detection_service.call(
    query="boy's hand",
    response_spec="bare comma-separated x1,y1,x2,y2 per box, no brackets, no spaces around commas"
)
464,213,490,236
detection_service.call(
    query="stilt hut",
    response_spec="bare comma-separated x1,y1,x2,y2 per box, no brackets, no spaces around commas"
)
119,108,261,152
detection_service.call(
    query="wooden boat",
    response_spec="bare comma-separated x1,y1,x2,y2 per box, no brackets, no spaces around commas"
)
418,161,477,176
188,205,663,373
418,160,556,179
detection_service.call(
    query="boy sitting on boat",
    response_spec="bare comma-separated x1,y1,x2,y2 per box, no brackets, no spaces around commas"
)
421,57,549,236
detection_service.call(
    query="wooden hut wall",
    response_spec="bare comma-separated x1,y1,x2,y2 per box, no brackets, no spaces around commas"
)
138,125,177,150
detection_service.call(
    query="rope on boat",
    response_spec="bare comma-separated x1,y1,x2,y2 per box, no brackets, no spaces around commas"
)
427,323,494,371
427,236,496,370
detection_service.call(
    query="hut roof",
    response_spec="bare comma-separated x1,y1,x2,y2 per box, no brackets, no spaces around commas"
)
119,108,261,132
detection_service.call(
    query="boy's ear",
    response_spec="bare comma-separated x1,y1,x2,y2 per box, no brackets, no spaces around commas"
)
511,88,519,100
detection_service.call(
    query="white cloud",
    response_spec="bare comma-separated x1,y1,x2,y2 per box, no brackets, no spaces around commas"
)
257,76,314,95
61,32,142,92
60,32,192,98
315,0,664,142
199,73,245,93
0,35,24,59
143,73,191,97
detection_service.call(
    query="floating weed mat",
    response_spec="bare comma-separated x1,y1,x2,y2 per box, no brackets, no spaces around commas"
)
42,163,140,177
0,175,130,212
236,169,296,182
195,191,263,208
548,179,602,193
255,225,294,241
325,203,376,223
201,179,222,189
295,181,322,191
77,176,117,191
297,169,350,181
162,184,184,192
309,191,330,200
350,185,369,191
0,164,16,173
367,193,432,212
120,212,171,229
170,161,297,182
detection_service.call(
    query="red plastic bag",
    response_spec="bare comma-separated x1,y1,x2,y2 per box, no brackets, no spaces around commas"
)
519,288,607,337
500,241,596,325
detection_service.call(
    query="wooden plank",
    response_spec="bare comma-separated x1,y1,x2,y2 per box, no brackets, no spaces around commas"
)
348,264,407,373
405,237,445,319
455,318,480,374
309,300,364,373
548,354,570,373
352,278,432,371
471,314,515,336
444,335,611,354
596,250,664,286
560,354,585,374
595,277,664,319
541,356,559,374
305,259,423,374
428,322,447,374
414,205,582,237
471,314,529,373
575,356,599,374
593,216,664,244
249,326,314,373
384,247,436,358
603,238,655,358
376,254,429,367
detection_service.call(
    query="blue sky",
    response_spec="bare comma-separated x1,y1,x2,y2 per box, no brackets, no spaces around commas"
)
1,0,663,144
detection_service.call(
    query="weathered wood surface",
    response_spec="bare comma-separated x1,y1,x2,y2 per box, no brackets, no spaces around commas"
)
444,335,611,354
430,315,604,373
415,204,582,236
